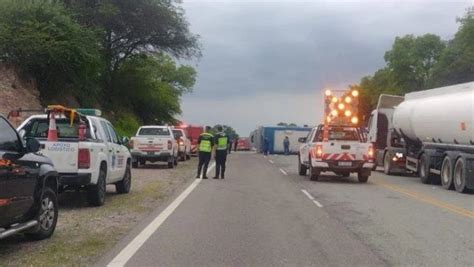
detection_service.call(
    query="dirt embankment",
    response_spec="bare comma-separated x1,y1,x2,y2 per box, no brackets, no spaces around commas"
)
0,64,42,125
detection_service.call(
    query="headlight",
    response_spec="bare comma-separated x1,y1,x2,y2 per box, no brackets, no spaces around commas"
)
395,152,404,158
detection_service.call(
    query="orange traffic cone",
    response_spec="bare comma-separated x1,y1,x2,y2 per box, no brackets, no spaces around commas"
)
47,112,58,141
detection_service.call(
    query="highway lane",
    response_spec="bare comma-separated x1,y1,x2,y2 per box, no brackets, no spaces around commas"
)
105,152,473,266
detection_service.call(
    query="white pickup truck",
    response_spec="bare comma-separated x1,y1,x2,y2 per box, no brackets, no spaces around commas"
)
17,113,132,206
298,124,374,182
172,128,191,161
130,126,178,168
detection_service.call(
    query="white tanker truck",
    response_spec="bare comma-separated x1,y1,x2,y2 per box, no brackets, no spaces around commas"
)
367,82,473,193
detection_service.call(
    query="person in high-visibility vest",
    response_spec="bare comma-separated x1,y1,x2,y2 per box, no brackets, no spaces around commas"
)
196,126,214,179
213,125,229,179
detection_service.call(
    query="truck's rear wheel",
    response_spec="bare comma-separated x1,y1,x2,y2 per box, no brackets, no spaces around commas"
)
168,157,174,169
25,187,58,240
88,168,106,206
383,152,393,175
441,156,454,190
358,169,370,183
453,157,469,193
298,154,307,176
308,157,320,181
419,154,437,184
116,164,131,194
132,160,139,168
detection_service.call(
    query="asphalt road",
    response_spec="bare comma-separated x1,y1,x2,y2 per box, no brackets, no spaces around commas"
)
104,152,474,267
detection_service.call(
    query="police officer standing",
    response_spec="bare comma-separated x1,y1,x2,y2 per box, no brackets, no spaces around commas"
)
196,126,214,179
214,125,229,179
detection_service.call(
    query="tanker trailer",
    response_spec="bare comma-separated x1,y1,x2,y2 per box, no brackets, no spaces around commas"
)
392,82,474,193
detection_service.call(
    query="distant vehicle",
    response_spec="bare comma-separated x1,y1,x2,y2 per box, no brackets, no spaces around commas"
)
17,106,132,206
130,126,178,168
237,137,251,151
250,126,311,154
175,125,203,156
368,82,474,193
0,115,59,240
172,128,191,161
298,124,374,182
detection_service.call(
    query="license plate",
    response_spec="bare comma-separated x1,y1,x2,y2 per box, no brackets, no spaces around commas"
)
338,161,352,167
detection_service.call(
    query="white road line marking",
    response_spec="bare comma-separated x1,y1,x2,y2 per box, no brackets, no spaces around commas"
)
269,160,274,164
301,189,314,200
107,163,216,267
301,189,324,208
312,200,324,208
279,168,288,175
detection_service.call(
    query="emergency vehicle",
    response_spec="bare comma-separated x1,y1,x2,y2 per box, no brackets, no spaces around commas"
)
298,89,374,182
175,124,203,156
16,106,132,206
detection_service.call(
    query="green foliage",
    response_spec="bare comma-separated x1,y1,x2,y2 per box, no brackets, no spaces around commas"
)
0,0,102,101
62,0,201,102
430,9,474,87
356,8,473,122
113,113,141,138
113,54,196,125
384,34,445,91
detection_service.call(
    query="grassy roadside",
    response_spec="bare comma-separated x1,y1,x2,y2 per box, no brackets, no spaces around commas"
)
0,159,196,267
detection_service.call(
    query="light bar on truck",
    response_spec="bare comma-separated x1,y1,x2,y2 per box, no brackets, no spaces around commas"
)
76,109,102,117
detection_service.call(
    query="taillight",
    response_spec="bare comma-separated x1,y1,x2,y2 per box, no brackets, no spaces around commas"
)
368,144,375,160
315,144,323,159
78,149,91,169
168,140,172,150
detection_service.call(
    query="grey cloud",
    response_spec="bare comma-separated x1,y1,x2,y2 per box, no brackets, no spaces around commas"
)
181,0,471,134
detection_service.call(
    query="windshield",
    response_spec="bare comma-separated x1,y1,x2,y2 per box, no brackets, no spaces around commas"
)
172,130,183,138
138,128,170,136
24,118,91,139
314,127,361,141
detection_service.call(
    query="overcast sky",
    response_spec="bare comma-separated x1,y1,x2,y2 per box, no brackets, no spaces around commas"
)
179,0,472,135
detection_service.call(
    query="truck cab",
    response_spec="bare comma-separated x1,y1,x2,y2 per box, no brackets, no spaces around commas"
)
367,94,407,174
298,124,374,182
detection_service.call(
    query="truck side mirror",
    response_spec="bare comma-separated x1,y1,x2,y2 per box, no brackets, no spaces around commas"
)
26,138,41,153
298,137,307,143
122,137,130,145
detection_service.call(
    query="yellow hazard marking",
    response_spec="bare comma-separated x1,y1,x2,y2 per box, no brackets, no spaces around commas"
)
374,180,474,219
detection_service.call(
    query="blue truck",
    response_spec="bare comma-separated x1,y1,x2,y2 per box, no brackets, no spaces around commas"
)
250,126,311,154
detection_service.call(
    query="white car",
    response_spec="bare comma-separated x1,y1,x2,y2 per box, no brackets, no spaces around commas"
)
18,112,132,206
130,126,178,168
298,124,374,183
172,128,191,161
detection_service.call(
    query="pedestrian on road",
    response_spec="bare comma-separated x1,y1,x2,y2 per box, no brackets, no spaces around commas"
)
234,138,238,152
214,125,229,179
283,136,290,156
196,126,214,179
227,136,232,154
263,136,270,156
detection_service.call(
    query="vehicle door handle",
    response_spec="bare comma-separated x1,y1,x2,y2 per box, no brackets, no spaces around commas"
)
109,150,113,153
116,151,120,153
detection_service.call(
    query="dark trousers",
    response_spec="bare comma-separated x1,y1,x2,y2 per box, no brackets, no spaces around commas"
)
197,152,211,177
215,150,227,178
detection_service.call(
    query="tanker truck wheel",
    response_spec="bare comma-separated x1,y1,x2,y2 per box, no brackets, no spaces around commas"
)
441,156,454,190
419,154,438,184
453,157,469,193
383,152,393,175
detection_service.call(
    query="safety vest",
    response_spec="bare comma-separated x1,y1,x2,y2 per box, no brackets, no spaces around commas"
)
199,133,213,152
216,133,228,150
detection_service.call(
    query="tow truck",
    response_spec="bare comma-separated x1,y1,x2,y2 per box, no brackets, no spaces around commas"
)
298,88,374,182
